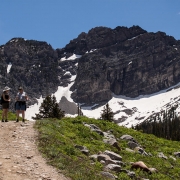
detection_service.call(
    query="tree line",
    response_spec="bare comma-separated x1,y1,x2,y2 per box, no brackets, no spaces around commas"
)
134,105,180,141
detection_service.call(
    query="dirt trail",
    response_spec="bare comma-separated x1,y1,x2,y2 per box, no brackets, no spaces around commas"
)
0,121,70,180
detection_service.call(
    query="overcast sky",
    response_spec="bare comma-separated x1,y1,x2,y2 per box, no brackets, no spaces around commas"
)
0,0,179,49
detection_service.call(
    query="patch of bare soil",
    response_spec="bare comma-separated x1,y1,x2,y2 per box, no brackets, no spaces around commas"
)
0,121,70,180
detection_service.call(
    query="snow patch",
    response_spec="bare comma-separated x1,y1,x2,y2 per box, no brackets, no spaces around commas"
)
7,63,12,73
26,96,44,121
60,54,82,61
64,71,71,76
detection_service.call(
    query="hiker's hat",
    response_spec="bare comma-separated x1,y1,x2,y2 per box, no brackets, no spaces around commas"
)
18,86,23,90
3,86,11,92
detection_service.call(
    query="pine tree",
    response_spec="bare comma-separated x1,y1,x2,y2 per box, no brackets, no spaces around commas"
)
101,103,114,122
33,95,65,120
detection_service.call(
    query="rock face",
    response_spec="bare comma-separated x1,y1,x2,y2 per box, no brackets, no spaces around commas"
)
1,25,180,109
0,38,78,110
69,26,180,105
59,96,77,115
0,38,59,109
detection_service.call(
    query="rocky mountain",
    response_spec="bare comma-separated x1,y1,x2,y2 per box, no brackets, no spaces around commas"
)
68,26,180,105
0,25,180,113
0,38,59,108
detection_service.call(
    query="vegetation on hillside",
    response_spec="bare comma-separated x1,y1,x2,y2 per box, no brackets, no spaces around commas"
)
35,116,180,180
134,105,180,141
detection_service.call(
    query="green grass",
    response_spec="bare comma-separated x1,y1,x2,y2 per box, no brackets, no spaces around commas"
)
34,116,180,180
0,110,17,121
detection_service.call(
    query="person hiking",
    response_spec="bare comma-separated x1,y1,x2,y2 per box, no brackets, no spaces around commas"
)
1,86,11,122
15,86,28,122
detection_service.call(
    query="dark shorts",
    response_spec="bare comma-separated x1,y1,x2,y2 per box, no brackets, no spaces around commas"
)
2,102,9,109
15,101,26,111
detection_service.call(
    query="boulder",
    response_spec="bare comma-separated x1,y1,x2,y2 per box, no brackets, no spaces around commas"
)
104,164,122,173
104,150,122,161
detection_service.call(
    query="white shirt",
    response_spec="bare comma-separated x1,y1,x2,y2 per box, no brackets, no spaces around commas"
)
16,92,27,101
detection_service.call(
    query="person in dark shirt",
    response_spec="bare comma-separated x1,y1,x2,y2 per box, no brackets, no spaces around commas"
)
1,86,11,122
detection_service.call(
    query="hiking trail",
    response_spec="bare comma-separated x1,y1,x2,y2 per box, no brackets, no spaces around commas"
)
0,121,70,180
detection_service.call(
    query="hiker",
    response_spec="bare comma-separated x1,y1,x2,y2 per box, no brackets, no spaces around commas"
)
15,86,28,122
1,86,11,122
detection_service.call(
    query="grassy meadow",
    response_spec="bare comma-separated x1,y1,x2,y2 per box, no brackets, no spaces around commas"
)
34,116,180,180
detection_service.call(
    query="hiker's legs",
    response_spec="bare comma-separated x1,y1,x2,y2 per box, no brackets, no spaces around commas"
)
16,102,26,122
2,103,9,122
4,109,8,120
21,104,26,122
16,110,20,120
22,110,25,119
15,102,20,121
2,109,8,122
2,109,6,121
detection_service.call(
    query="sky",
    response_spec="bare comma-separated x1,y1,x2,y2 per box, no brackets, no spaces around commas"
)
0,0,180,49
26,54,180,128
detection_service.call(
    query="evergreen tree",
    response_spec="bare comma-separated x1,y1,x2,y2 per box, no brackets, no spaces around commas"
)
101,103,114,122
33,95,65,120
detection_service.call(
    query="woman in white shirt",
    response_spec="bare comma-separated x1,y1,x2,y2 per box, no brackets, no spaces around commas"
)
15,86,28,122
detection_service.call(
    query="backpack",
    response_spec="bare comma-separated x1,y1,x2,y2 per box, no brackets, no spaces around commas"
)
0,96,2,105
0,95,3,105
